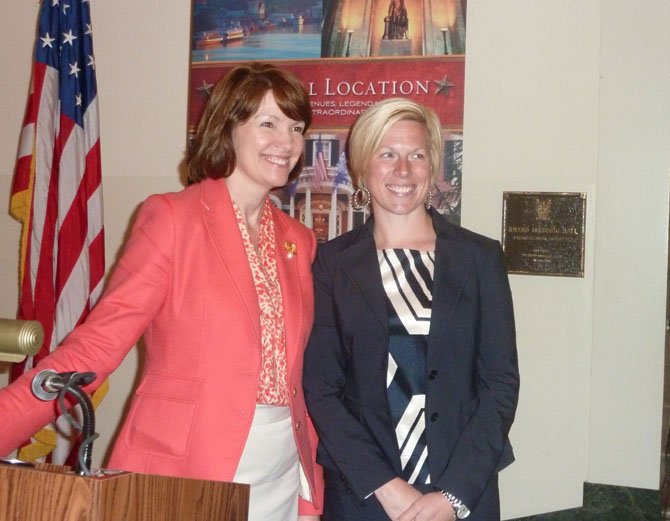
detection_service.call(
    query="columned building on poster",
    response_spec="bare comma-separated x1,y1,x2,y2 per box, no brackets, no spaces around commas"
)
322,0,466,58
269,134,363,243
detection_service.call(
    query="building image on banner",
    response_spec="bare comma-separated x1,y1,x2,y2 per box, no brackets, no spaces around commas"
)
321,0,466,58
188,0,465,242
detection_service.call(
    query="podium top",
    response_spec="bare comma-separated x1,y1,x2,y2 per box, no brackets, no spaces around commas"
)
0,460,249,521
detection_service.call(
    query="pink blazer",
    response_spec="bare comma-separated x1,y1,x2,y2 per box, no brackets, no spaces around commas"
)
0,178,323,514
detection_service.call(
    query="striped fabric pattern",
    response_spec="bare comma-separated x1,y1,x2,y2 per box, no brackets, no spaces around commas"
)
10,0,105,463
379,249,434,484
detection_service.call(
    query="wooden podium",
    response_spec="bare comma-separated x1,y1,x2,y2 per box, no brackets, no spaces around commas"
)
0,461,249,521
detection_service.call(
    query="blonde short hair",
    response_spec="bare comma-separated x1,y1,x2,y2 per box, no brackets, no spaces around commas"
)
348,98,443,187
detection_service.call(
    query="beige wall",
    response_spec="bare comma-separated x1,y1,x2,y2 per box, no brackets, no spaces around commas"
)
1,1,668,518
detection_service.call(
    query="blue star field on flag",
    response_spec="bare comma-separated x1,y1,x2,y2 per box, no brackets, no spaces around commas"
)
36,0,97,128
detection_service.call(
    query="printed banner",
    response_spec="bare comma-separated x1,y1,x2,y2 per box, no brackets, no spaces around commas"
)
189,0,466,241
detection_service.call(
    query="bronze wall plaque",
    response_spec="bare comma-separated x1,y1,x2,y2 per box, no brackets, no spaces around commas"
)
502,192,586,277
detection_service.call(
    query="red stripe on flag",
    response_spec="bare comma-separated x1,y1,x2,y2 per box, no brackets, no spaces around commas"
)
88,230,105,296
11,156,33,196
84,141,102,196
85,140,104,300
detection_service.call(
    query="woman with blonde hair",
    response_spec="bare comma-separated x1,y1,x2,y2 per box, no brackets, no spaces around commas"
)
304,98,518,520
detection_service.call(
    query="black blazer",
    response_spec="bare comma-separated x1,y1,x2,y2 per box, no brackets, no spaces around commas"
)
303,211,519,516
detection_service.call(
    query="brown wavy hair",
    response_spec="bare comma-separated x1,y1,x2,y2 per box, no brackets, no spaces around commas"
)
187,63,312,183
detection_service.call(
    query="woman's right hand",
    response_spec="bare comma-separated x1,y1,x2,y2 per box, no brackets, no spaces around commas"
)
374,477,423,520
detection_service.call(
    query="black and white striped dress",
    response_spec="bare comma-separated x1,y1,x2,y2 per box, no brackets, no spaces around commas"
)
378,248,435,486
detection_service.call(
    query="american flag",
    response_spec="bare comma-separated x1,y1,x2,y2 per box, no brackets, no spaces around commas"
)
334,151,350,187
313,136,329,188
10,0,105,463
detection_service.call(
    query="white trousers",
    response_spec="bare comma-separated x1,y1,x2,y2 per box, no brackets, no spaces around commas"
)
234,405,300,521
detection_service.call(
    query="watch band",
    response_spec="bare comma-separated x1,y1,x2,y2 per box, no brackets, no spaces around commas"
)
441,490,471,519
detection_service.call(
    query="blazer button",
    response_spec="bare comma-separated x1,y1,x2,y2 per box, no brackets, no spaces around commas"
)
295,421,302,430
430,412,439,422
428,369,438,380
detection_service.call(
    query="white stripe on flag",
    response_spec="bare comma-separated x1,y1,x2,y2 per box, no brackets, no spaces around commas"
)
30,67,60,300
87,184,103,244
18,123,35,158
83,95,100,148
58,123,86,222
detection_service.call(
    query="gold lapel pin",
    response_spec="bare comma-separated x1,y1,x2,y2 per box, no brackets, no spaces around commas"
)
284,241,297,259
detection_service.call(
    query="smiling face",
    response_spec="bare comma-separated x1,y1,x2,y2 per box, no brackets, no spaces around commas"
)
366,119,432,221
230,90,306,197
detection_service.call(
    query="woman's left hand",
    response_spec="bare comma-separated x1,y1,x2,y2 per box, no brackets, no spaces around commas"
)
396,491,456,521
298,516,320,521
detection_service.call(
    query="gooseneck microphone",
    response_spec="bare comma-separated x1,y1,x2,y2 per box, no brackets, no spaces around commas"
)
30,370,99,476
31,370,96,401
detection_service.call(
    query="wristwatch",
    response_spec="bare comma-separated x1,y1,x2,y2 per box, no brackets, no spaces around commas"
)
441,491,471,519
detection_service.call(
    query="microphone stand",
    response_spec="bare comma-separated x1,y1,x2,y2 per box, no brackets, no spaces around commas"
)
31,370,99,476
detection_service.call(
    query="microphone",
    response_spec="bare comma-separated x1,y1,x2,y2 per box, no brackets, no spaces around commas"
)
30,369,99,476
0,319,44,363
31,370,97,401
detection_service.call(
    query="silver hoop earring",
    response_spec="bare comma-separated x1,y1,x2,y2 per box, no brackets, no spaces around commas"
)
425,187,434,210
351,186,371,210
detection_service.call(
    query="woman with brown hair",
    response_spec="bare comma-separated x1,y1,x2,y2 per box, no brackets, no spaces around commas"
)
0,63,323,521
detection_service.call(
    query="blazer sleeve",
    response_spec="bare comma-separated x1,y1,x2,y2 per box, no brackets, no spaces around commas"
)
303,245,398,502
0,195,174,457
432,242,519,510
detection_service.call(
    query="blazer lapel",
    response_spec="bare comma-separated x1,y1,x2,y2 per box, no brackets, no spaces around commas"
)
199,179,261,342
272,208,303,375
338,220,389,330
429,212,474,348
339,219,394,420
